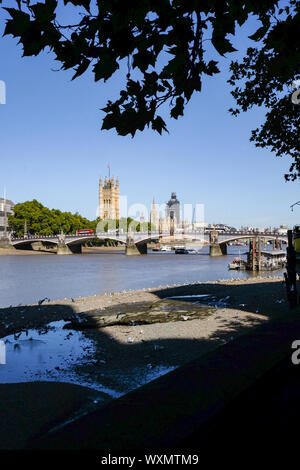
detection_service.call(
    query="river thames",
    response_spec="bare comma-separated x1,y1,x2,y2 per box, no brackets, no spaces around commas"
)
0,246,284,308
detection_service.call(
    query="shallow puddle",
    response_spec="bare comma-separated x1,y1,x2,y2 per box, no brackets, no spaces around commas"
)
0,296,230,398
0,321,120,397
0,321,179,399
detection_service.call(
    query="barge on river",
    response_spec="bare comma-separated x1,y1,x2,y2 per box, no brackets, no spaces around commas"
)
248,249,286,271
229,250,286,271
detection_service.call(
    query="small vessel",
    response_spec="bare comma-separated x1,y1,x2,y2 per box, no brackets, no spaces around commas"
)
186,248,197,254
160,245,171,252
175,247,188,254
228,258,245,269
152,244,161,251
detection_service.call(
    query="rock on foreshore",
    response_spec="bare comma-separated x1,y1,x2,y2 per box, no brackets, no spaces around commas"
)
62,299,217,329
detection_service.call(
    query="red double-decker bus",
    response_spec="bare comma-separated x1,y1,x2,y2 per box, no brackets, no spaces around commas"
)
76,229,94,235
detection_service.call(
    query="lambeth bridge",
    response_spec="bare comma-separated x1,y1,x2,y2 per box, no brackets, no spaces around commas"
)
8,230,288,256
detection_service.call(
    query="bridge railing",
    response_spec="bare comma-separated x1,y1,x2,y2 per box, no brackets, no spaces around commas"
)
11,230,288,241
11,235,57,241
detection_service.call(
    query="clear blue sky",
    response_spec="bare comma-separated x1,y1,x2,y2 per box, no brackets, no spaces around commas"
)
0,3,299,228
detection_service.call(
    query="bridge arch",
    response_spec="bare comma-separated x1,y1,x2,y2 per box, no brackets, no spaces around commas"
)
218,235,287,246
66,235,126,246
12,238,58,247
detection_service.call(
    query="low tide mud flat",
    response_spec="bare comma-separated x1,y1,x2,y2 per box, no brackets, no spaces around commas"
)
0,275,293,449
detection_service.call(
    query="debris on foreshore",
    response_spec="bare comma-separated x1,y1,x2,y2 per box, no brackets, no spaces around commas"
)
62,299,217,330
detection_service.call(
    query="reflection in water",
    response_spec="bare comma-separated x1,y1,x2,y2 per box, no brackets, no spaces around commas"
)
0,321,119,396
0,246,284,307
0,245,285,396
0,320,177,395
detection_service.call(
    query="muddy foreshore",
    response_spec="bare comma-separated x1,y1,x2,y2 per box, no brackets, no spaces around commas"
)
0,274,296,450
0,275,289,339
0,246,126,256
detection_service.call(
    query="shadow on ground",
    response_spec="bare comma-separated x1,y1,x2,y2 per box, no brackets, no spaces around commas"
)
0,278,299,452
151,278,289,317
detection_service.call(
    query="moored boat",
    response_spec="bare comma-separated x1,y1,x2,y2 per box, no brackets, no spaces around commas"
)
152,244,161,251
228,258,246,270
160,245,172,252
175,247,188,254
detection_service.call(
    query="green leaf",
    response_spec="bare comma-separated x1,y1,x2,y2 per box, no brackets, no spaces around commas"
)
206,60,220,76
93,54,119,81
132,50,156,73
72,58,90,79
101,113,118,131
151,116,168,134
211,36,237,56
170,96,184,119
4,9,31,37
30,1,57,23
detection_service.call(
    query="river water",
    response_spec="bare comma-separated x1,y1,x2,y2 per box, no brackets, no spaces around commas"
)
0,246,286,402
0,246,284,308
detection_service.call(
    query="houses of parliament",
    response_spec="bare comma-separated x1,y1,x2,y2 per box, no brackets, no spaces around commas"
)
99,175,182,231
98,176,120,220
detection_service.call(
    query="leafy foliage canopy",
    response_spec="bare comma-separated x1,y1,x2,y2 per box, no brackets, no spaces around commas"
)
2,1,300,179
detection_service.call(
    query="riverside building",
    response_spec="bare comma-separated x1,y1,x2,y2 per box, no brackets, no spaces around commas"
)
0,198,14,236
